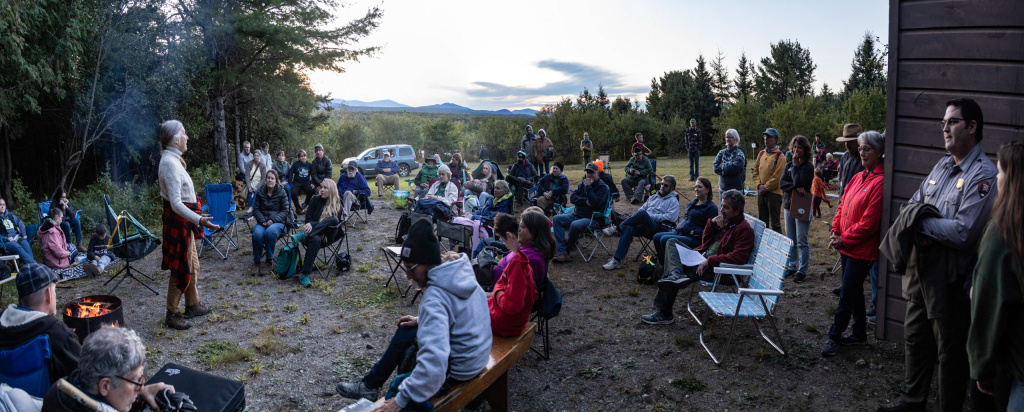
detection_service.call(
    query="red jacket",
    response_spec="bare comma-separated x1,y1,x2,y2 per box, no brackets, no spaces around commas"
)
695,217,755,269
832,163,884,261
488,251,536,337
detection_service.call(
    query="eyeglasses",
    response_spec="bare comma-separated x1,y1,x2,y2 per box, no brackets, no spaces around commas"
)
858,147,874,154
940,118,963,129
112,375,145,390
401,263,419,275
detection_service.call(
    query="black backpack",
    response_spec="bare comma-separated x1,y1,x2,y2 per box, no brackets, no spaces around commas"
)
471,247,501,292
394,212,412,244
636,254,658,285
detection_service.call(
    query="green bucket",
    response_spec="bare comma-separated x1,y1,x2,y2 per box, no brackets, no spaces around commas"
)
393,190,410,209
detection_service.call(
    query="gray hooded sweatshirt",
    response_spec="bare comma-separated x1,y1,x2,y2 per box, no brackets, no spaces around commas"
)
396,254,492,407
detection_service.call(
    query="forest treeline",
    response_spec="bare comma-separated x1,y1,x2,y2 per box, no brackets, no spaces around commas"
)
0,0,886,223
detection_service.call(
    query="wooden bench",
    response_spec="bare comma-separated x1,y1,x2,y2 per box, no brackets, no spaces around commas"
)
372,322,536,412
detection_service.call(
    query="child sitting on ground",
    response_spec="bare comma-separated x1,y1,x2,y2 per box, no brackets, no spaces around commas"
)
811,168,833,218
84,223,113,277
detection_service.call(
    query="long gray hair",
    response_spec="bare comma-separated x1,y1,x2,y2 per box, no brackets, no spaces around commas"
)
77,327,146,392
159,120,185,150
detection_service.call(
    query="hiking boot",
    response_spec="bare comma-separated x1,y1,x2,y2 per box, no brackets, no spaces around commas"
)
866,307,876,317
553,254,573,263
75,242,87,253
299,274,312,287
641,311,675,325
630,198,641,205
336,380,379,401
184,302,210,318
165,311,191,330
83,262,100,278
832,287,842,297
821,339,839,357
793,272,807,283
602,258,622,271
837,333,867,346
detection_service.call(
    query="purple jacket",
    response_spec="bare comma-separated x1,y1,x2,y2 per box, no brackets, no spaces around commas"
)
493,241,547,287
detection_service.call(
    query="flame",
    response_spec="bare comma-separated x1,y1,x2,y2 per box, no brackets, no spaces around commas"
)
68,299,115,318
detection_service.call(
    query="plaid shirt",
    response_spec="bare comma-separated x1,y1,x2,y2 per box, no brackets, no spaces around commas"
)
161,199,203,291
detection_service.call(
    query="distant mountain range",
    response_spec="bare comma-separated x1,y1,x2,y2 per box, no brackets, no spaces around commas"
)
326,99,538,117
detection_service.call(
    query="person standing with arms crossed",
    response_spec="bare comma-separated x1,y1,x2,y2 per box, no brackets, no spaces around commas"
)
157,120,219,330
580,132,593,165
752,128,786,232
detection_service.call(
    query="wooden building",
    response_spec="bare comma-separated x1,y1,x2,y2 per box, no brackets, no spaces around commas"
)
878,0,1024,341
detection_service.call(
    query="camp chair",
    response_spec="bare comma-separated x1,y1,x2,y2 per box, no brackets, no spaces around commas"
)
530,275,561,361
436,219,474,254
37,201,80,225
575,196,614,263
693,227,792,365
348,193,374,225
198,184,239,259
471,160,505,181
687,213,767,324
102,195,160,295
0,335,51,398
301,219,348,280
633,218,676,262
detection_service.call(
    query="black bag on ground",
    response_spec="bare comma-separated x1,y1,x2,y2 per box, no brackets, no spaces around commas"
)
144,363,245,412
637,254,658,285
335,252,351,272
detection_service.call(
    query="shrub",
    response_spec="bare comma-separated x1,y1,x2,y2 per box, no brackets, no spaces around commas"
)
10,176,37,223
70,170,162,230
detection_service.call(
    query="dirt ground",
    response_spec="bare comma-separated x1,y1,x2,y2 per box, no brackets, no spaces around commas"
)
30,156,910,411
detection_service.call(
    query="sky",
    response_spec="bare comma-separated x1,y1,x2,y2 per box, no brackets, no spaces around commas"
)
308,0,890,111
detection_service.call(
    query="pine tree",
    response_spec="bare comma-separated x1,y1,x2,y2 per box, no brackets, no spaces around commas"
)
753,39,817,106
733,52,754,103
710,50,731,104
842,32,887,96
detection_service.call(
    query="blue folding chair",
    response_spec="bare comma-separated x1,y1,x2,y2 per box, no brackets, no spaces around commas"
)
37,200,80,225
199,184,239,259
0,335,51,398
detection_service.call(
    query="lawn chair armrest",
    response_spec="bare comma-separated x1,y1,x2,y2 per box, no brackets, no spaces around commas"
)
719,263,753,270
713,267,752,276
738,288,784,297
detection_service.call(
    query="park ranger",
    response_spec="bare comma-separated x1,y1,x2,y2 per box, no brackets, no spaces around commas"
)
878,98,998,412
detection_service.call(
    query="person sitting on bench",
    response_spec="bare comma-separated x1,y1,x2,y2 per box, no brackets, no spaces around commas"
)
0,263,81,386
41,327,174,412
335,220,490,409
487,213,537,337
641,189,755,325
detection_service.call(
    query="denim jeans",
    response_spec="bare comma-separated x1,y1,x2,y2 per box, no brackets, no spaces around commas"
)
363,325,418,389
252,223,285,263
869,261,878,309
613,210,658,261
828,255,872,341
688,150,700,179
552,213,592,255
1009,378,1024,412
783,210,809,275
653,232,695,265
3,239,35,264
60,214,82,244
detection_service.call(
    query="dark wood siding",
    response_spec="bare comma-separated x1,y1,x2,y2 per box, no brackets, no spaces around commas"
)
879,0,1024,341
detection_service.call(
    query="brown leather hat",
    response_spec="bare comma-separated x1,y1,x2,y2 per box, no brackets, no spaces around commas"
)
835,124,863,142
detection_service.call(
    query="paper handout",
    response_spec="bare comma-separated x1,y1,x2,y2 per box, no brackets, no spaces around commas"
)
675,243,707,267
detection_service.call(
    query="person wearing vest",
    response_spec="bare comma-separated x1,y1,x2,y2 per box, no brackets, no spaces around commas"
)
752,128,787,232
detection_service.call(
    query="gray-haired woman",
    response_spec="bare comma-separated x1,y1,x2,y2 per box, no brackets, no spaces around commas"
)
713,128,746,192
156,120,218,330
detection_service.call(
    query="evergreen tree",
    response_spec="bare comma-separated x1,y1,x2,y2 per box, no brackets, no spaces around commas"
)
692,54,720,149
733,52,754,103
711,50,732,104
842,32,887,96
753,39,817,106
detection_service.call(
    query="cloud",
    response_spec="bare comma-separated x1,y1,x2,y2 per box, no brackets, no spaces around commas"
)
467,60,634,99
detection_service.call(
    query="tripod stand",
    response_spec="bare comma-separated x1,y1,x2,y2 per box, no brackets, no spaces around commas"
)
103,211,159,295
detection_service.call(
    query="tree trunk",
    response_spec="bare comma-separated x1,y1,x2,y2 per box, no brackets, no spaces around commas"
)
233,94,240,163
0,124,10,205
212,85,230,182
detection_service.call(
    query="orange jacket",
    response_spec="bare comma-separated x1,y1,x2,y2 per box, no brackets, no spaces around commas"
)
811,176,827,198
831,164,884,261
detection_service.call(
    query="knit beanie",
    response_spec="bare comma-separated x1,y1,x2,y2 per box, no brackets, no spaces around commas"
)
402,219,441,265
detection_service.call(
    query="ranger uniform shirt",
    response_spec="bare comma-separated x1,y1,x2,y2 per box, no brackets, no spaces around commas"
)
909,144,998,277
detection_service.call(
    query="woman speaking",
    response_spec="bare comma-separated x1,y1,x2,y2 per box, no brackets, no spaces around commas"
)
157,120,219,330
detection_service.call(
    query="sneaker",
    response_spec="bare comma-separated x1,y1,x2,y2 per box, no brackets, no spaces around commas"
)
299,274,312,287
184,302,210,318
865,307,876,317
630,198,641,205
657,269,689,286
641,311,674,325
336,380,379,401
793,272,807,283
602,258,622,270
838,333,867,346
165,311,191,330
867,315,877,324
602,226,618,236
784,269,796,278
553,254,573,263
821,339,839,357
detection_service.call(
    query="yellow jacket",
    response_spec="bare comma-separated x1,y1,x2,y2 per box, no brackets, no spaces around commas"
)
753,146,786,195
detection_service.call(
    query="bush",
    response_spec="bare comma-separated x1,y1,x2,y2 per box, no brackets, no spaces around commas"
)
70,171,162,231
190,163,228,204
10,176,38,223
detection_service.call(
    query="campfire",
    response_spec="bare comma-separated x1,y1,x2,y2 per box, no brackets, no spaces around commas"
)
62,295,125,343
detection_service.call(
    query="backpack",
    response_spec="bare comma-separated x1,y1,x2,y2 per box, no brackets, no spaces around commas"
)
636,254,658,285
334,252,351,272
274,233,304,279
394,212,412,244
537,278,562,319
471,247,501,292
542,147,554,161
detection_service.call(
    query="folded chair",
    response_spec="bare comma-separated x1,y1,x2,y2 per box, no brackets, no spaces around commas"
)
198,184,239,259
102,195,160,295
694,227,792,365
687,213,766,324
575,196,614,263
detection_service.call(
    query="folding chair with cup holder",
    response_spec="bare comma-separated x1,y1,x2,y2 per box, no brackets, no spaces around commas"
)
198,184,239,259
575,196,614,263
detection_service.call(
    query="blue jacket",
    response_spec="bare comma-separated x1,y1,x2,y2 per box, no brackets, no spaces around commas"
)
289,160,312,186
376,160,399,176
676,200,718,238
1,211,27,240
473,193,513,222
337,172,371,198
536,174,569,204
713,147,746,192
570,179,610,218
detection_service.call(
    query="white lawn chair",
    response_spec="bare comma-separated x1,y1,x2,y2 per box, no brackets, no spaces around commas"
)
694,227,792,365
686,213,767,324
